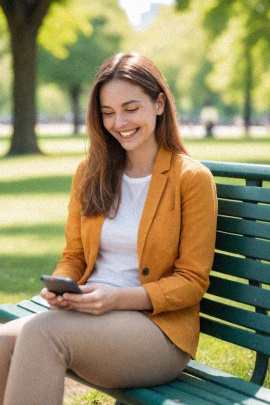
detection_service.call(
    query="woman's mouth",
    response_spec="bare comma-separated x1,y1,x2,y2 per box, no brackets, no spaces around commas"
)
119,128,139,138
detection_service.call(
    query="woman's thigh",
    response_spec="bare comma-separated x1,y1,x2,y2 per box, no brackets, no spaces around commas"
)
28,309,190,389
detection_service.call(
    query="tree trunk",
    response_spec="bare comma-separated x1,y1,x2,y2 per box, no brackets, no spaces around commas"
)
243,44,252,137
71,85,81,135
0,0,54,155
8,25,41,155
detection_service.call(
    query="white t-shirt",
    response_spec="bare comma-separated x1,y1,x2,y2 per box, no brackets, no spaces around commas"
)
87,173,151,288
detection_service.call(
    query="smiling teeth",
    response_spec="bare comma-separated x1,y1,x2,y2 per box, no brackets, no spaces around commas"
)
120,129,137,137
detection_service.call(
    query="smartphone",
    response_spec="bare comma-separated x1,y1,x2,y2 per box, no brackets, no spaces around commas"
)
40,275,82,295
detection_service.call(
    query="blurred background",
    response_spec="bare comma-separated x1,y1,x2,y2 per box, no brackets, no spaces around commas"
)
0,0,269,156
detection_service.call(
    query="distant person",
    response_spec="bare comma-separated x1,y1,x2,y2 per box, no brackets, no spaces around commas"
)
0,52,218,405
200,105,219,137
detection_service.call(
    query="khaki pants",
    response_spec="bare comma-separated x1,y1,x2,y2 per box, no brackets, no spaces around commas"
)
0,309,190,405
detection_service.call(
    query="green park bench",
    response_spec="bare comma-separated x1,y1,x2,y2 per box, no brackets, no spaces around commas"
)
1,160,270,404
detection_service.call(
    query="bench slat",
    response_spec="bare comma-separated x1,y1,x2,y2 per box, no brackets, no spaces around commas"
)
154,381,233,405
216,183,270,204
200,298,270,334
18,300,48,314
215,232,270,261
217,216,270,240
185,360,270,402
176,374,264,405
202,161,270,181
208,275,270,310
30,295,50,308
218,200,270,222
200,317,270,355
213,253,270,284
0,304,33,323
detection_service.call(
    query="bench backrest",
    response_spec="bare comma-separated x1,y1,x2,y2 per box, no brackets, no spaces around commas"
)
201,161,270,386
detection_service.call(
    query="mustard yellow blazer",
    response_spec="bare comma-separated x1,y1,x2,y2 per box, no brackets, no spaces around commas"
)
53,147,218,358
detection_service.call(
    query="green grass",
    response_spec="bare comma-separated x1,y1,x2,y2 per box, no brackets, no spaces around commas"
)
0,135,269,403
65,390,114,405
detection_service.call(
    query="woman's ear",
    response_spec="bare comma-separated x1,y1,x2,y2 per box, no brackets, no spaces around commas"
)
156,92,166,115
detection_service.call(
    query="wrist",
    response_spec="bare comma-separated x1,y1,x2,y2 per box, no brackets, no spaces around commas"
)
115,286,153,311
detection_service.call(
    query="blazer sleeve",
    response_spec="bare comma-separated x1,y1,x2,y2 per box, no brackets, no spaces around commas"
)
143,165,218,315
52,160,87,282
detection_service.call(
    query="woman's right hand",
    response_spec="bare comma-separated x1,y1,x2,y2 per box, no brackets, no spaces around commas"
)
40,288,71,310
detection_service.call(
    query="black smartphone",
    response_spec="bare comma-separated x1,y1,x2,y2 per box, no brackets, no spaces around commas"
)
40,275,82,295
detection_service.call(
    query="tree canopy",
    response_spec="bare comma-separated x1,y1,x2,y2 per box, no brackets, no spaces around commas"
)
0,0,93,154
176,0,270,127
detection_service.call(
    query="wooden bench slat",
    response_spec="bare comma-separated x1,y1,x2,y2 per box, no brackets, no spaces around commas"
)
208,275,270,310
154,380,231,405
202,160,270,181
18,300,48,314
0,304,33,323
215,232,270,261
200,317,270,355
217,216,270,240
216,183,270,204
200,298,270,334
30,295,50,308
185,360,270,402
213,253,270,284
112,386,181,405
176,374,264,405
218,200,270,222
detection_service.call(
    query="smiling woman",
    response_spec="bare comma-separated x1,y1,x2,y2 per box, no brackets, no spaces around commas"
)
99,79,165,174
0,52,217,405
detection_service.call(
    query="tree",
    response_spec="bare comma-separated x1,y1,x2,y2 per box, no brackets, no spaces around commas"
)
0,0,91,155
176,0,270,133
38,0,129,134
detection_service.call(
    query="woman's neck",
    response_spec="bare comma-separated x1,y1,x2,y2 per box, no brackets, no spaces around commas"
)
125,144,158,178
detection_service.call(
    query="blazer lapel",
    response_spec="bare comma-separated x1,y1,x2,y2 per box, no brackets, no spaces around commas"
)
137,147,172,263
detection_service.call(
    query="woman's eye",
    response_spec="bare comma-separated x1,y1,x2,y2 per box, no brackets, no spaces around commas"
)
126,108,138,112
102,111,114,116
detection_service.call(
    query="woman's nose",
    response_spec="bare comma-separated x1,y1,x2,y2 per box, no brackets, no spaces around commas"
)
113,113,128,129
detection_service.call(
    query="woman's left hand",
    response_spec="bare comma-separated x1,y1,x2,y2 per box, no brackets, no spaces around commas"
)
62,284,153,315
62,284,118,315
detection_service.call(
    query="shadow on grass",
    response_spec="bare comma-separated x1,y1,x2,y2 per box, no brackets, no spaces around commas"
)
0,175,72,194
0,253,61,296
0,223,65,236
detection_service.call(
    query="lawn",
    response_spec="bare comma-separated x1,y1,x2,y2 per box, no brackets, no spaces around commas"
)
0,134,269,403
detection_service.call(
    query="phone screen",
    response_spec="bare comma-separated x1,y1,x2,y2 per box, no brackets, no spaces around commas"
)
40,275,82,295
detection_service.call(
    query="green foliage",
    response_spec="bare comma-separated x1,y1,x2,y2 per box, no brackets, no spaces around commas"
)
38,15,122,90
0,6,7,38
176,0,270,116
38,0,93,58
0,52,11,112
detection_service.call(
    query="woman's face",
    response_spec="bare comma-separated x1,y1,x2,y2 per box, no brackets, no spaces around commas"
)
99,79,165,155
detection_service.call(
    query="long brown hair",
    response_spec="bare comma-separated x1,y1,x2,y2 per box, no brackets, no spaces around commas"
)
80,52,188,216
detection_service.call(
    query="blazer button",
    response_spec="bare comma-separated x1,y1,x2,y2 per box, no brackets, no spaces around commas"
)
142,267,149,276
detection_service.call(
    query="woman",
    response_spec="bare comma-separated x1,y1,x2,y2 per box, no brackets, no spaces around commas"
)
0,52,217,405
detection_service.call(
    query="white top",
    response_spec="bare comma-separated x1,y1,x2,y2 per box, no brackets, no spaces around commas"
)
87,173,151,288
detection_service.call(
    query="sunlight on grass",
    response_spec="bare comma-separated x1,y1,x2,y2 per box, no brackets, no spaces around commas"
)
1,195,69,226
0,155,83,180
186,139,270,163
40,137,89,155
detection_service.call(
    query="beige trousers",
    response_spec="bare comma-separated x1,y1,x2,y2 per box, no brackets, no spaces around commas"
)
0,309,190,405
